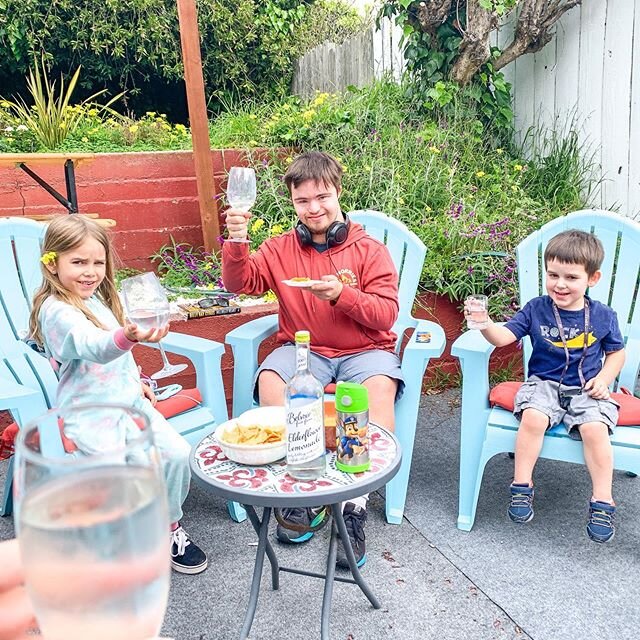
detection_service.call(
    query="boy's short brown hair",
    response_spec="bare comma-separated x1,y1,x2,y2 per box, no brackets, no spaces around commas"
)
544,229,605,276
284,151,343,193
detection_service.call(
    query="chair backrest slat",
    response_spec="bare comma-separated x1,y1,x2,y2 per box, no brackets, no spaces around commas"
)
0,218,46,341
350,210,426,351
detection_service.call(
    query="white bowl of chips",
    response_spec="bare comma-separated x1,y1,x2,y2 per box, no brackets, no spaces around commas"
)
215,406,287,465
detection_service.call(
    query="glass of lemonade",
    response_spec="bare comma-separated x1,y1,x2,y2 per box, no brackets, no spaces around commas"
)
14,404,171,640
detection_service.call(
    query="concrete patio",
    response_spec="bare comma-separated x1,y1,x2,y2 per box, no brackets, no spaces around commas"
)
1,388,638,639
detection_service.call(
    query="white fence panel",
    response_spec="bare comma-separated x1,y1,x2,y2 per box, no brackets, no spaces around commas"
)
292,1,639,216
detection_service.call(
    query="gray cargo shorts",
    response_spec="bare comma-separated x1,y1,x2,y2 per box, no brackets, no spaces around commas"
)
513,376,619,441
253,344,405,403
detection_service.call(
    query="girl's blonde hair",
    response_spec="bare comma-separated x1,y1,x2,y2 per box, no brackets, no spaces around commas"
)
29,216,125,346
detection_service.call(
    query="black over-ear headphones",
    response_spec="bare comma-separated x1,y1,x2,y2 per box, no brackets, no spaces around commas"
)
295,214,350,248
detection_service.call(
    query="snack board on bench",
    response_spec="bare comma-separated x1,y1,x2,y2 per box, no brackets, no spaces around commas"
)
177,302,241,319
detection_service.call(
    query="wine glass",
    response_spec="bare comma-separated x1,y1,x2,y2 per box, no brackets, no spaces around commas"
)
14,404,171,640
226,166,256,243
120,272,188,380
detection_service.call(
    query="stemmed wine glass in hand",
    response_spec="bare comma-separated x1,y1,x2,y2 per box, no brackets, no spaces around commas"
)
121,272,187,379
225,166,256,243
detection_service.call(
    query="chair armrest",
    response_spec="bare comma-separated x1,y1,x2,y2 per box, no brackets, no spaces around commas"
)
451,329,497,437
618,336,640,392
400,319,446,377
144,332,228,423
225,315,279,416
0,379,43,426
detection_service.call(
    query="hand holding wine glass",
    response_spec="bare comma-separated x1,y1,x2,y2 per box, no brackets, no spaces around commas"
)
225,166,256,243
120,272,187,380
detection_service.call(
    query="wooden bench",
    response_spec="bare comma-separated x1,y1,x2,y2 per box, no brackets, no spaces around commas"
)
0,153,116,228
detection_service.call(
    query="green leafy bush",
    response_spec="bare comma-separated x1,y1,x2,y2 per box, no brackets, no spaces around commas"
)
0,0,310,117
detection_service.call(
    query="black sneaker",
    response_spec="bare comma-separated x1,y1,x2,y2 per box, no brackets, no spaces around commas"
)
170,525,208,574
336,503,367,569
275,506,328,543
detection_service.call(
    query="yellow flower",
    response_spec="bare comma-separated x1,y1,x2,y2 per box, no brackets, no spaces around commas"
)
282,103,291,111
364,165,371,172
302,109,316,121
40,251,57,265
496,148,504,154
514,164,523,171
428,146,441,154
206,283,215,290
81,136,89,142
248,140,258,146
129,125,139,133
162,123,171,130
88,108,98,117
285,156,293,165
175,123,186,131
476,171,485,178
249,114,258,120
146,112,157,118
251,218,265,232
425,206,432,213
511,185,518,192
270,224,284,236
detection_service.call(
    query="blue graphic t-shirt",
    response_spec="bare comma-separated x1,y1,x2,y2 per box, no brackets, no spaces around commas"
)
504,295,625,386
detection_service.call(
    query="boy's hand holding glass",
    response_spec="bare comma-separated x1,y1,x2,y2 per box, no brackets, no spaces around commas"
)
225,166,256,243
464,295,489,330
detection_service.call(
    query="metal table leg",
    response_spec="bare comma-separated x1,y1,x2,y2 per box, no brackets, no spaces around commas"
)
320,503,381,639
239,506,279,639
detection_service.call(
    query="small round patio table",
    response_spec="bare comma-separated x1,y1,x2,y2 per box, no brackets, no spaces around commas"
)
190,423,401,640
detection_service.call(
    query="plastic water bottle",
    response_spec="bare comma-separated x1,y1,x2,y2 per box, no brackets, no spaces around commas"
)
285,330,326,480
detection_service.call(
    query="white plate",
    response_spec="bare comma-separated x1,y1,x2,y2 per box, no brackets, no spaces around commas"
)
281,279,324,288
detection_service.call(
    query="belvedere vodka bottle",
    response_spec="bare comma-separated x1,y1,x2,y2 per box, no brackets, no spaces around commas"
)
285,331,326,480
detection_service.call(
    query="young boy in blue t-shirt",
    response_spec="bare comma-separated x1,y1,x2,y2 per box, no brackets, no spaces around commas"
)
465,229,625,543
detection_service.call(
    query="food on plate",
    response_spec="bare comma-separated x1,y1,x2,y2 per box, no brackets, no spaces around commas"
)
290,277,311,282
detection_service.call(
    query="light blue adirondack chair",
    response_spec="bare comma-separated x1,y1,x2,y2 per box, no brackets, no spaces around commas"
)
225,210,446,524
0,217,229,516
451,209,640,531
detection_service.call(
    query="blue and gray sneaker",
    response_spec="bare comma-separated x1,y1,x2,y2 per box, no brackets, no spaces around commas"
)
508,483,535,523
275,506,328,543
586,500,616,543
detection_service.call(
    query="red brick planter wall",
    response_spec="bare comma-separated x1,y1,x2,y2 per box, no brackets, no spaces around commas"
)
0,150,250,272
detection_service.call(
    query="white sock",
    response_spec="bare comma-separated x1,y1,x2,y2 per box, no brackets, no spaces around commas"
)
342,494,368,512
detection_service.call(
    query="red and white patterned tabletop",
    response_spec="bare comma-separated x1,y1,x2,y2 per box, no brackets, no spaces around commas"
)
192,424,400,503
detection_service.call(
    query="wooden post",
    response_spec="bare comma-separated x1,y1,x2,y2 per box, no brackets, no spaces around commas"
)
176,0,220,253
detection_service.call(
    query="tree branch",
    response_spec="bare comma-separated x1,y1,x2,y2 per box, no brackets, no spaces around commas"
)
494,0,581,71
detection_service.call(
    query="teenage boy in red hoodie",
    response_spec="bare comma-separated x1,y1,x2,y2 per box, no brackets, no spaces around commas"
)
222,151,403,568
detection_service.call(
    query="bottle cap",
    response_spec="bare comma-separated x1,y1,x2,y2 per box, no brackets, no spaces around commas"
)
294,330,310,343
335,381,368,412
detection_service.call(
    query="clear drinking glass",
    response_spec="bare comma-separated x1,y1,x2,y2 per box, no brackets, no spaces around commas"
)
13,404,171,640
465,294,489,329
120,272,188,379
226,166,256,244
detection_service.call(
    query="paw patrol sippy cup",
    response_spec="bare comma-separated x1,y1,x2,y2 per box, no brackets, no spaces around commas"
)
335,382,370,473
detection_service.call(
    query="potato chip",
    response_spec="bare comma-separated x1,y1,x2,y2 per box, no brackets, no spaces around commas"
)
221,421,285,446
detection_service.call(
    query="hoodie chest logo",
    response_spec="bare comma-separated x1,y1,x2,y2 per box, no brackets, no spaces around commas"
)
337,268,358,287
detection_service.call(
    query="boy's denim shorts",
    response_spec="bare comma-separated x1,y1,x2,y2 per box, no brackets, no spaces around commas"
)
253,344,405,403
513,376,619,440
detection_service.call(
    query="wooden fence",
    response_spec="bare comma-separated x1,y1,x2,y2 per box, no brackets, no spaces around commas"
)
292,1,640,218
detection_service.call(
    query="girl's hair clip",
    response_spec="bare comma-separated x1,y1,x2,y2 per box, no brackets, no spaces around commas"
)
40,251,57,265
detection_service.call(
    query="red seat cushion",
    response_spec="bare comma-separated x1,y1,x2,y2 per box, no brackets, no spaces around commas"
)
155,388,202,418
489,381,640,426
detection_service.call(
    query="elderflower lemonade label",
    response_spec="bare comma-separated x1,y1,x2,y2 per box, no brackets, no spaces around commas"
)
286,399,325,466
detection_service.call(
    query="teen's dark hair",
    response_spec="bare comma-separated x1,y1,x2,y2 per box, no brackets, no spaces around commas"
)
544,229,605,276
284,151,343,193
